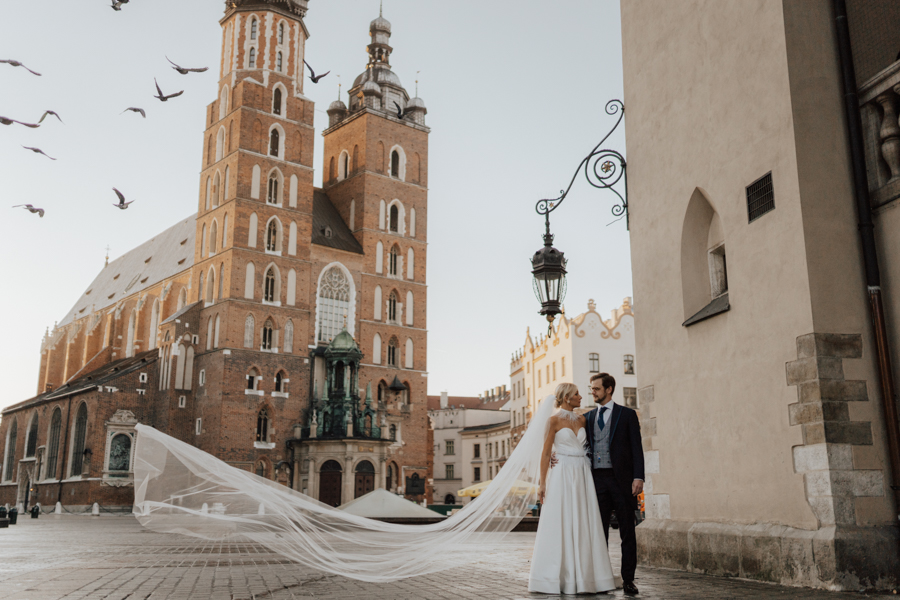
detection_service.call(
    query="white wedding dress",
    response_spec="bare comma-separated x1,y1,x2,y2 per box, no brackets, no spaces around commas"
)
528,425,616,594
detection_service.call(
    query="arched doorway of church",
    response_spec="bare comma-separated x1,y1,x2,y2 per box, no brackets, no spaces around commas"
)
319,460,342,507
355,461,375,499
444,494,455,505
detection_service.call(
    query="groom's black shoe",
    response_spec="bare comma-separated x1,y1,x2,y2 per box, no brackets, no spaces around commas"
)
623,581,639,595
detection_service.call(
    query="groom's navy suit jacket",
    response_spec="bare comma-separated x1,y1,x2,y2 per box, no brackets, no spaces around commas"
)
583,402,645,510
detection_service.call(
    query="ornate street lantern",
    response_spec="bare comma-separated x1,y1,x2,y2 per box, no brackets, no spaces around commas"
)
531,230,567,325
531,99,627,332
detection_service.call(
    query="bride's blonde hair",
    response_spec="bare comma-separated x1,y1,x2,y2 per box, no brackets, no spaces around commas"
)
554,382,579,408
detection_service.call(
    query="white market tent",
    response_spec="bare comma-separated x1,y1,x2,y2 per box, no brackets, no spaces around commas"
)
337,489,444,519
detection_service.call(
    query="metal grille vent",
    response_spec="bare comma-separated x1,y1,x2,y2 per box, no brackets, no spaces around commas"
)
747,172,775,222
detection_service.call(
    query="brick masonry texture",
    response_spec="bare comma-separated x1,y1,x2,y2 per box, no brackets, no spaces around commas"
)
0,4,433,510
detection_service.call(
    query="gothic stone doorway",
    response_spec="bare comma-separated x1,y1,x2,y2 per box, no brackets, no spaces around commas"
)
354,460,375,499
319,460,342,507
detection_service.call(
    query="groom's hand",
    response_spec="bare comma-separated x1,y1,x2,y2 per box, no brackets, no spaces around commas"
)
632,480,643,496
549,453,558,468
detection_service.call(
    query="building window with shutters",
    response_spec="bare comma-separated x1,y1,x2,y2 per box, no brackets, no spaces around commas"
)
445,440,454,455
445,464,454,479
474,466,481,482
473,443,480,458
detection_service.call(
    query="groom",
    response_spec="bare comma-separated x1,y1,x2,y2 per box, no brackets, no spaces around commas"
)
583,373,644,596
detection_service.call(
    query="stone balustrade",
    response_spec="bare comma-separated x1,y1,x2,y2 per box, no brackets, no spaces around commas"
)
860,60,900,208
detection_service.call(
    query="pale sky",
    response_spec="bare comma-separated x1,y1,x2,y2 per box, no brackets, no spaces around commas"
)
0,0,629,410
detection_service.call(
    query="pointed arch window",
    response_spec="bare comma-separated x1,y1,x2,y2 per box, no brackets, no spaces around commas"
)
3,420,17,482
256,408,270,442
391,150,400,178
45,409,61,481
262,318,274,350
273,88,283,116
388,291,398,323
387,336,399,367
264,267,277,302
250,18,258,40
388,245,399,276
389,205,399,233
248,47,256,68
267,174,279,204
70,403,88,477
266,220,279,251
276,52,283,72
343,153,349,179
275,371,286,393
269,129,280,158
278,23,285,45
316,266,351,344
389,424,397,441
214,314,221,348
25,414,38,458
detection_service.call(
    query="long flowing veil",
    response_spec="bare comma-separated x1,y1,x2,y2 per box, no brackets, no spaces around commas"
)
133,395,558,582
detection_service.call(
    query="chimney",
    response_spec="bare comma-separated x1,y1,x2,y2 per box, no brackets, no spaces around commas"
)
440,391,448,409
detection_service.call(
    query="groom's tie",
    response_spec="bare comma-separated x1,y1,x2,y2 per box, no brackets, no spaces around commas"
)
598,406,608,431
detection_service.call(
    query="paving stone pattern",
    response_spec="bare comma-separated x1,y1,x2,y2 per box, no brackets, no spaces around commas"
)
0,516,886,599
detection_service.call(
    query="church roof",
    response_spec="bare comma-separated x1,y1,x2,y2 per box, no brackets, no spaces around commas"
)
312,189,363,254
2,350,158,415
59,216,196,327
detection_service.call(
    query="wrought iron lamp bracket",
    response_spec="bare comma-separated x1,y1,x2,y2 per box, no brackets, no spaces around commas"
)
534,99,628,233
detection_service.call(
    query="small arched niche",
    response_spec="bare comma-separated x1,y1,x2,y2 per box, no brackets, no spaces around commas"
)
680,187,730,325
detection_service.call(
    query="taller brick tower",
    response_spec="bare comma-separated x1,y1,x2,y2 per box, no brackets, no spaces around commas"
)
189,0,315,460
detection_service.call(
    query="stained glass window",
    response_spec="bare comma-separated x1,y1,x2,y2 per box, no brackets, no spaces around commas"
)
317,266,351,344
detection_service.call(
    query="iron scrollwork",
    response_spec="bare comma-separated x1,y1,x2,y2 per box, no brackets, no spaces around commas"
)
535,99,627,232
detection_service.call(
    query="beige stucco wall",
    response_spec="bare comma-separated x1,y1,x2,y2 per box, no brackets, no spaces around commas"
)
622,0,894,529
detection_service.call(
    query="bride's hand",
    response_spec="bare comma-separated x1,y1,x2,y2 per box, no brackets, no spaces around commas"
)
538,485,546,504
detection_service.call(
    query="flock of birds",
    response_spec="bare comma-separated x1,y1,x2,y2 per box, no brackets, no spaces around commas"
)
4,0,333,220
2,53,207,218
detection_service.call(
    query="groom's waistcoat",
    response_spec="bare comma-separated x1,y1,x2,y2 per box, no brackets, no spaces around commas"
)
591,410,613,469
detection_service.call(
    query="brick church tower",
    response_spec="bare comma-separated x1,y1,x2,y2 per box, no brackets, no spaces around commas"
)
179,0,316,464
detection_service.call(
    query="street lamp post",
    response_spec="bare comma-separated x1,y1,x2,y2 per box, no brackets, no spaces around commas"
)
531,99,628,330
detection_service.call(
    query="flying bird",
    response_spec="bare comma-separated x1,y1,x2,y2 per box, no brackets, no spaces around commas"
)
12,204,45,217
393,101,413,120
22,146,57,160
112,188,134,209
167,57,208,75
110,0,129,10
303,60,330,83
153,78,184,102
0,59,41,76
38,110,63,124
0,115,39,128
122,107,146,118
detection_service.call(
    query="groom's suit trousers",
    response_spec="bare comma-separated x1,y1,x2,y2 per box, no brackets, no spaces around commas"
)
592,468,637,583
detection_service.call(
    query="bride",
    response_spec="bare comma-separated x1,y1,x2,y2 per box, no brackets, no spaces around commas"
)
131,385,612,587
529,383,616,594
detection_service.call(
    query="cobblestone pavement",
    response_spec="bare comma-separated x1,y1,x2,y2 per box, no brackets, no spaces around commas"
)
0,515,889,599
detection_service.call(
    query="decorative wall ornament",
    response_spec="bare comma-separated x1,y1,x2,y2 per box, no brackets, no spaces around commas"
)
109,410,138,425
